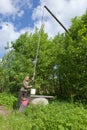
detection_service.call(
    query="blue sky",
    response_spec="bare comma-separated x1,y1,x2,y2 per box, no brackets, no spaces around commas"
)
0,0,87,59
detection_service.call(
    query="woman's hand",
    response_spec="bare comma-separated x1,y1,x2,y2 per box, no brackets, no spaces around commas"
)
27,85,32,88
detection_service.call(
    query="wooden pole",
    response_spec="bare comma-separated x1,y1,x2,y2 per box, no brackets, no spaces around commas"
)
44,5,69,34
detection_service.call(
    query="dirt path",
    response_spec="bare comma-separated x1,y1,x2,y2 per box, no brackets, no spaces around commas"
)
0,105,9,116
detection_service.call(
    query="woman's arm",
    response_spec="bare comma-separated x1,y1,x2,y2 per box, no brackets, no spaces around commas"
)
23,81,32,89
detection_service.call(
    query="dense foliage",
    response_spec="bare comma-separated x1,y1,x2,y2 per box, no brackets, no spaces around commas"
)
0,93,87,130
0,12,87,101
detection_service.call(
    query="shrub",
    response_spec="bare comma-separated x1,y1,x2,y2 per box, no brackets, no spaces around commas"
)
0,92,17,108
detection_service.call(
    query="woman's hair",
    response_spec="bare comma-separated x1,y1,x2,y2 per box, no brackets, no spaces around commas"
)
24,76,29,81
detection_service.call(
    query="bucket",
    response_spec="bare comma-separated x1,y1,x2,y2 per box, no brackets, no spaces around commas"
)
30,88,36,95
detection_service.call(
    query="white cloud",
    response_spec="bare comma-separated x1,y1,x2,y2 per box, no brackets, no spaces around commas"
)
0,22,19,57
0,23,19,43
0,22,34,58
0,0,32,17
0,0,16,15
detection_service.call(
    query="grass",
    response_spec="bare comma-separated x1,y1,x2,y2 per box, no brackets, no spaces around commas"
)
0,93,87,130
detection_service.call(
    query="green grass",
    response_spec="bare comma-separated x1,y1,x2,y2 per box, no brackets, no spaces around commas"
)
0,93,87,130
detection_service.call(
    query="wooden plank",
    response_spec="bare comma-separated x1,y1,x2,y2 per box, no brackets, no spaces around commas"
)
30,95,54,99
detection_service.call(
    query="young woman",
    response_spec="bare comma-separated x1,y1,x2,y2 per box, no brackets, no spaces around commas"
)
17,76,33,109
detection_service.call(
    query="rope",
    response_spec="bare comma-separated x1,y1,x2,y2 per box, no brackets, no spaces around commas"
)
32,6,44,83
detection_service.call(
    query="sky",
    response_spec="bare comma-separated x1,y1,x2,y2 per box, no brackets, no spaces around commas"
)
0,0,87,59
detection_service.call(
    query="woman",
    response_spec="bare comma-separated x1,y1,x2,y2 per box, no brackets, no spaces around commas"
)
21,76,32,91
17,76,33,108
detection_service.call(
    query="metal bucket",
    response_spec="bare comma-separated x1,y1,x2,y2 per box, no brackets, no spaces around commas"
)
30,88,36,95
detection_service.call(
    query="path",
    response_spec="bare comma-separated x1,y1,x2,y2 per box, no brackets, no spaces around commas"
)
0,105,9,116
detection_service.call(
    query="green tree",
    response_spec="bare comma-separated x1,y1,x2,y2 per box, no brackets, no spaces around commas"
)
1,27,57,95
53,11,87,100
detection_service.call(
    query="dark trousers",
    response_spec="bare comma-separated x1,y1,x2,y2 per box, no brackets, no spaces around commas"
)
16,90,28,108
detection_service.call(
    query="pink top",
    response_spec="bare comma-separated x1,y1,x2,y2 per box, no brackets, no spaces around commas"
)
22,98,29,106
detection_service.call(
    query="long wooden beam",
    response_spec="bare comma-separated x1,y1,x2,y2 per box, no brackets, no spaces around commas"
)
44,5,69,34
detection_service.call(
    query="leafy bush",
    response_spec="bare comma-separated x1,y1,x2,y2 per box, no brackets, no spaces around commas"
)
0,96,87,130
0,92,17,108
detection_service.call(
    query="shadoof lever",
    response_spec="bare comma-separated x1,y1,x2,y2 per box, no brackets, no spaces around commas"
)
44,5,69,34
